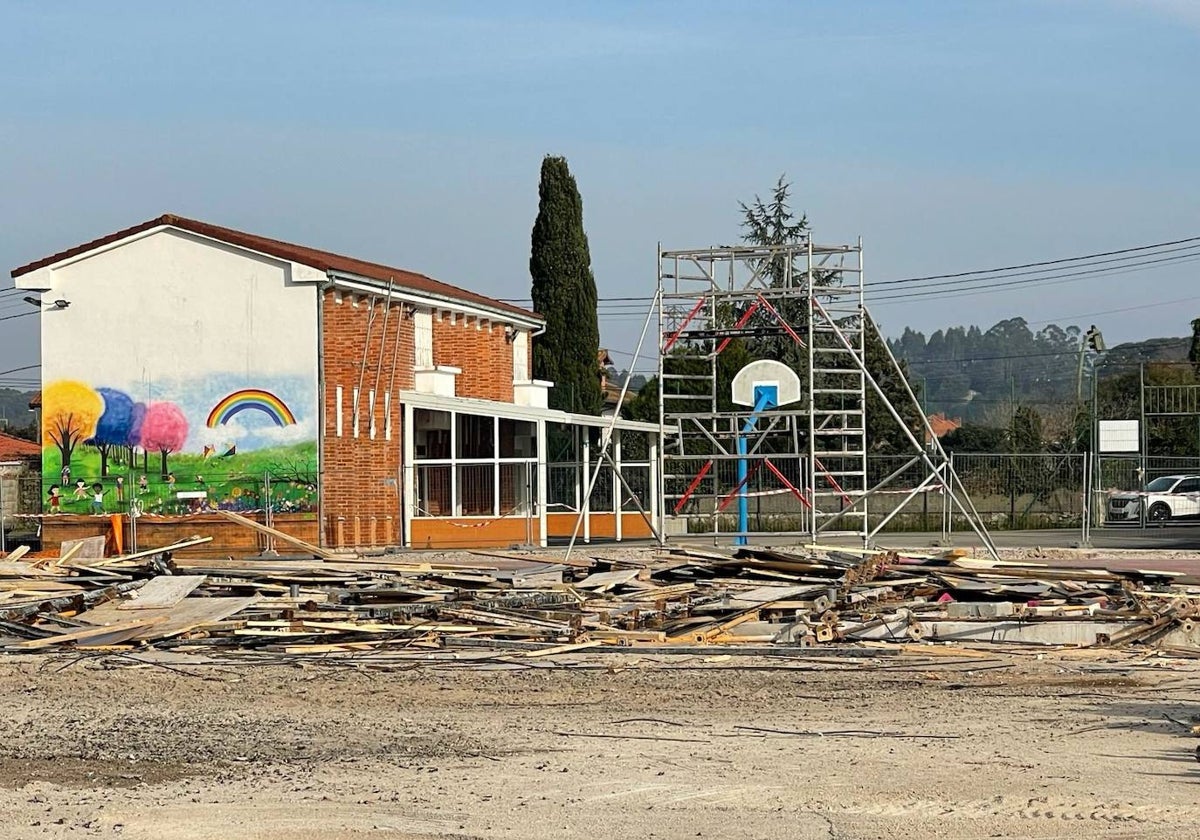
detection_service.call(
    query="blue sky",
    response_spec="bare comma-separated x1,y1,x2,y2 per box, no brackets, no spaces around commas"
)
2,0,1199,385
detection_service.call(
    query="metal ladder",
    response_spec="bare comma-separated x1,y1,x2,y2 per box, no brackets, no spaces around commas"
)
807,248,868,538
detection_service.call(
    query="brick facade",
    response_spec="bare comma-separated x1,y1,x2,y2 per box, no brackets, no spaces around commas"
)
319,293,532,548
432,312,516,402
320,289,414,547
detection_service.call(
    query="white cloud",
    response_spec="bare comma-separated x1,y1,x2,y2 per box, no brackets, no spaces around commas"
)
190,416,314,452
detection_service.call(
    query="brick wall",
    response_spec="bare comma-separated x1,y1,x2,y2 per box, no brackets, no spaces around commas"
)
42,513,319,559
432,312,516,402
320,290,414,546
320,291,535,548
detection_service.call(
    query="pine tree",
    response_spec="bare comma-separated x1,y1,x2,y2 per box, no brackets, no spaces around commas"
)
529,156,603,414
739,175,923,451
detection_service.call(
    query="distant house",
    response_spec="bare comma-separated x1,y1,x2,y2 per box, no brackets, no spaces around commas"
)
598,349,623,416
926,412,962,446
0,431,41,538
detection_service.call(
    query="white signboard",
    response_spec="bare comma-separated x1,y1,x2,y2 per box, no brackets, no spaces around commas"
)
1098,420,1139,453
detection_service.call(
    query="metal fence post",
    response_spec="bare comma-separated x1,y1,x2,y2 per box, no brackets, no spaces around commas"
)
944,452,954,544
1080,451,1091,547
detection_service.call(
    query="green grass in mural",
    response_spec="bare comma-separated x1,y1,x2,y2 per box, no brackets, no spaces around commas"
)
43,442,317,515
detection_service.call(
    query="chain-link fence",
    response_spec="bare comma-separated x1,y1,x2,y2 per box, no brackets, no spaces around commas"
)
946,453,1086,531
1094,454,1200,529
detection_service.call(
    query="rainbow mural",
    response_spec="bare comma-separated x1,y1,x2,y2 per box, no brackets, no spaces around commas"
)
206,388,297,428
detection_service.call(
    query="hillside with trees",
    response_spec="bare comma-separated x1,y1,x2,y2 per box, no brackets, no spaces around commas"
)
0,388,37,440
895,318,1200,455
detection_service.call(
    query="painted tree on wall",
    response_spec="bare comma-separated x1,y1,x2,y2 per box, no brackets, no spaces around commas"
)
92,387,134,476
529,155,603,415
140,401,188,477
42,380,103,471
125,402,146,471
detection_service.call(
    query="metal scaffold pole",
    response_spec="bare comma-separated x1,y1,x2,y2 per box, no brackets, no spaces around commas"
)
652,236,996,558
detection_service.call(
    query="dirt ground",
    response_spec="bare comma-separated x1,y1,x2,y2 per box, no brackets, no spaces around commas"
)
0,647,1196,840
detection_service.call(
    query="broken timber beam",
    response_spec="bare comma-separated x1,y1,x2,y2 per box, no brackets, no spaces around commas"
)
212,510,336,559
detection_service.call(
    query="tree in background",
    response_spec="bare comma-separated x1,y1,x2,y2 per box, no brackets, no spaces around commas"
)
738,176,811,376
739,175,923,451
126,402,146,470
91,387,134,476
1008,405,1044,452
941,423,1006,453
140,401,188,477
42,380,102,471
529,155,603,414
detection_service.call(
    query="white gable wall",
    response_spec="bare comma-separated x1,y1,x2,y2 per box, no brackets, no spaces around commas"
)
38,229,318,389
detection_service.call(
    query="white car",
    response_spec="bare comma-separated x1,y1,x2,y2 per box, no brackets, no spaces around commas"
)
1107,474,1200,524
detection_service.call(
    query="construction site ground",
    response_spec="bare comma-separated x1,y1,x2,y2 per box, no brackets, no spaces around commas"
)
0,643,1197,840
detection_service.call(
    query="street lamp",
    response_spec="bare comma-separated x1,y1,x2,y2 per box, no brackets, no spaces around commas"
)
22,296,69,309
1076,325,1105,403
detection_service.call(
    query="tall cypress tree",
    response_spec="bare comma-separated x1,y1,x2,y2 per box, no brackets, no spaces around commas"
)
529,156,603,414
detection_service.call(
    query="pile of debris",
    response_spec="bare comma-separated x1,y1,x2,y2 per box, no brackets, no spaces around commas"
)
1,530,1198,657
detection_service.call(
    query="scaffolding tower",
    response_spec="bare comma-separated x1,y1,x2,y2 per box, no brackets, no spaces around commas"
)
656,238,997,557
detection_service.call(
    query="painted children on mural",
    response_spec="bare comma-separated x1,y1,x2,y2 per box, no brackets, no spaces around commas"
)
138,474,148,494
166,473,177,494
73,479,88,501
60,464,70,485
48,485,61,513
91,482,104,515
115,476,125,503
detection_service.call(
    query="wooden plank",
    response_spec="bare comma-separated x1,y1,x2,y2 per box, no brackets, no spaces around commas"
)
8,618,165,649
31,539,85,570
576,569,642,591
469,550,595,570
116,575,206,610
80,596,258,640
211,510,336,559
100,536,214,566
59,536,106,562
522,640,604,658
586,628,667,643
2,546,29,561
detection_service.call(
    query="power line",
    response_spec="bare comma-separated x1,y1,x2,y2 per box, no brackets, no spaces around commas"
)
504,234,1200,308
0,365,40,377
871,251,1200,303
876,234,1200,286
1028,294,1200,327
0,311,36,323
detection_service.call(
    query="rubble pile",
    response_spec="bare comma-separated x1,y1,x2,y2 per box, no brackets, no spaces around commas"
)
1,535,1198,657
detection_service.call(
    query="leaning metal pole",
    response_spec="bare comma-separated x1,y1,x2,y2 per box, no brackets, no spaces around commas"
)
564,287,664,562
860,308,999,557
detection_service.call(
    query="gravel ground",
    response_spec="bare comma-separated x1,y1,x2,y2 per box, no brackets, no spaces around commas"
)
0,646,1197,839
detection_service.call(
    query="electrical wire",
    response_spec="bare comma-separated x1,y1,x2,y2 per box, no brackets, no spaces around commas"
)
502,234,1200,310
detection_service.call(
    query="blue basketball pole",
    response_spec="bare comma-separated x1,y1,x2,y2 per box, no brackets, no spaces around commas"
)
735,386,777,546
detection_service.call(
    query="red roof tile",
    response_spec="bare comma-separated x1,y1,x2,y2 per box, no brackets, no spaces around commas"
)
926,412,962,438
0,431,40,459
11,214,538,322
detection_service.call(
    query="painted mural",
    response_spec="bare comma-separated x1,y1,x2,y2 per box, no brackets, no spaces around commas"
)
42,376,317,516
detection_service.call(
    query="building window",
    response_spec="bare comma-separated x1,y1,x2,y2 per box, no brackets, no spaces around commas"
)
513,330,528,381
499,418,535,458
415,309,433,368
456,413,494,459
414,409,451,459
411,408,538,520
